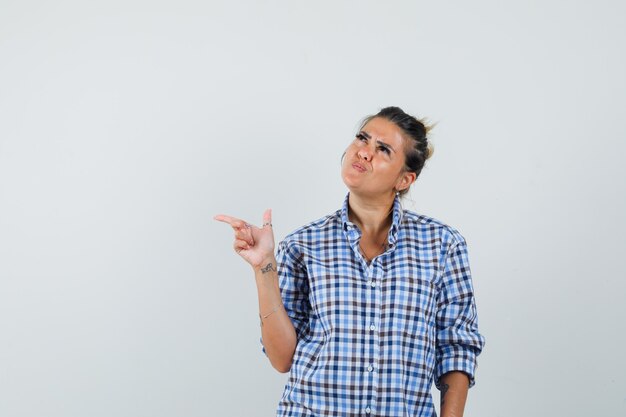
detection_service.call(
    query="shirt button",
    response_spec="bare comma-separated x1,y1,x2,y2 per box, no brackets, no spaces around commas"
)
365,407,371,414
369,324,376,331
367,364,374,372
370,280,376,288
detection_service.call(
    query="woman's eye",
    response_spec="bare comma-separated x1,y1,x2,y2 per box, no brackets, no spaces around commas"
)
356,133,367,142
378,146,390,154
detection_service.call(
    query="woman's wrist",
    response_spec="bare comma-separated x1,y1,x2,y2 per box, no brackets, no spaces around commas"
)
253,255,277,274
254,256,281,292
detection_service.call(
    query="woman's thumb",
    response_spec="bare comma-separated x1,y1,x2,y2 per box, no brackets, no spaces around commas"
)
263,208,272,228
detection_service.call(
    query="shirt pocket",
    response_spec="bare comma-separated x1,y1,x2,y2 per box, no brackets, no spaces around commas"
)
385,266,439,338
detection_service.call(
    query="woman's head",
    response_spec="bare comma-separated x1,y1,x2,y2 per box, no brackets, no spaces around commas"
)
341,106,434,198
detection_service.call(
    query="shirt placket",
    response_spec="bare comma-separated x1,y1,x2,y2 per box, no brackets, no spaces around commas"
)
345,228,374,415
361,260,383,416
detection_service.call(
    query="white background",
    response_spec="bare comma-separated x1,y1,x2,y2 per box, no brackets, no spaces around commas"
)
1,1,625,416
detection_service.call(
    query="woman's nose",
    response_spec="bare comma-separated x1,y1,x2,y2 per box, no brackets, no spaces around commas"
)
358,147,371,161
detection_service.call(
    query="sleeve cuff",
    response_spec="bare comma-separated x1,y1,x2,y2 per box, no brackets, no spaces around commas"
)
434,347,478,389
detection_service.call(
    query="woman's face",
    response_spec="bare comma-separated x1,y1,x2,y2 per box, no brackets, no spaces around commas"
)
341,117,415,198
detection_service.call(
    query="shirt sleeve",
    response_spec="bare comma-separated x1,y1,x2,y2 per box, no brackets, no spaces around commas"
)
434,237,485,389
260,239,311,355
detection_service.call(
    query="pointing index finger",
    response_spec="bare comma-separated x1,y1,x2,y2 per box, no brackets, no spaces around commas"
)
214,214,240,226
214,215,254,232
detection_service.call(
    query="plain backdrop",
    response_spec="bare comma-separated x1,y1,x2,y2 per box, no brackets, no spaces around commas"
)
1,1,625,416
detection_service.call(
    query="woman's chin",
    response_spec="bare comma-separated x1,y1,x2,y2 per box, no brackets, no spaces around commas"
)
341,169,365,186
341,174,361,191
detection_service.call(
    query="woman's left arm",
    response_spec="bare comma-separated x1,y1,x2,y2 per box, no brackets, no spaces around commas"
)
440,371,470,417
434,237,485,415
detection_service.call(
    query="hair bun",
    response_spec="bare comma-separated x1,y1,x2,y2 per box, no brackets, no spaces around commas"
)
426,143,434,160
418,117,435,134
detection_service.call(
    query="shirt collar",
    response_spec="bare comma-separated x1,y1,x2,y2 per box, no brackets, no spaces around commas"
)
340,192,404,246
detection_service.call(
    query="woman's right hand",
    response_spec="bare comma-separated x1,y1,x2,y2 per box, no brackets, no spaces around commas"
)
214,209,275,269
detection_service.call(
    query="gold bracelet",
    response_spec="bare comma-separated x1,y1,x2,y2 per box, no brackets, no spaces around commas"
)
259,305,280,326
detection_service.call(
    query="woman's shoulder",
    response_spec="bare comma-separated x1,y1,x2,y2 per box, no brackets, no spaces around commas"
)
401,209,467,247
279,209,342,246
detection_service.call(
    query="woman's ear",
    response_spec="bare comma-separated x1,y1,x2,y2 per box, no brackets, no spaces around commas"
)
396,171,417,192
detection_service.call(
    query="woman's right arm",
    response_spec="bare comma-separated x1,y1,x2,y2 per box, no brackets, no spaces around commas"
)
253,254,297,373
214,210,297,373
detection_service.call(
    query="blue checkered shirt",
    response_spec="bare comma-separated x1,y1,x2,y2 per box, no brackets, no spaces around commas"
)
262,193,485,417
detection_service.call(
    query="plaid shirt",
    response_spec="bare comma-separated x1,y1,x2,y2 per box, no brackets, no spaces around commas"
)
262,193,485,417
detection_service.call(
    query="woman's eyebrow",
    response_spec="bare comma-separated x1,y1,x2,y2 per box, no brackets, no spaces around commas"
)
376,139,395,153
360,130,395,153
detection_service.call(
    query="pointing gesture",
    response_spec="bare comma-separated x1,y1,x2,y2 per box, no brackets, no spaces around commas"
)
214,209,275,269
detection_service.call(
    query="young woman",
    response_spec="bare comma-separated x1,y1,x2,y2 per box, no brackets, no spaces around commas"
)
215,107,485,417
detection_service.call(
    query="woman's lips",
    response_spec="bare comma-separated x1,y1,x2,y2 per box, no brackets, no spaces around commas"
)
352,163,367,172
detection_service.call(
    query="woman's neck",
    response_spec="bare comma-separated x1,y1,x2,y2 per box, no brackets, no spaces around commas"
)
347,192,395,235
